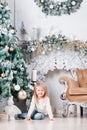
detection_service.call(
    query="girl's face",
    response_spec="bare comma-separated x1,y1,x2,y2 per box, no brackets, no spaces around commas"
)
36,86,45,98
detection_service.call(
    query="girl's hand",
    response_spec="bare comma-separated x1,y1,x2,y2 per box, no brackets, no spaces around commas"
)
24,117,32,121
50,118,56,121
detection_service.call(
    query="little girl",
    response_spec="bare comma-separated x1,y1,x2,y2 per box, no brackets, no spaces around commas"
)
25,82,54,121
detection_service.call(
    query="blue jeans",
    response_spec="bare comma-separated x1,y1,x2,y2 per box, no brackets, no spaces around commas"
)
17,113,27,119
17,110,45,120
31,110,45,120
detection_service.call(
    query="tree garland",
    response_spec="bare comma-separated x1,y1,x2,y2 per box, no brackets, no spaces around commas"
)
34,0,83,16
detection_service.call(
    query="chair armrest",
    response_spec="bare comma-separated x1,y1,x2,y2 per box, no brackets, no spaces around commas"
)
59,76,87,95
69,87,87,95
59,76,79,88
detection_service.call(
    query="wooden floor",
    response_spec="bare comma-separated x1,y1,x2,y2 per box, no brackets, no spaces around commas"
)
0,117,87,130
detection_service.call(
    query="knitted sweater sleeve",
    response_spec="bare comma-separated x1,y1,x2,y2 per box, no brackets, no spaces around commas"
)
27,96,35,117
45,97,53,119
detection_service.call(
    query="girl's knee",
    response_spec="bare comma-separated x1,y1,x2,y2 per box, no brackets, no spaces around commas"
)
34,113,45,120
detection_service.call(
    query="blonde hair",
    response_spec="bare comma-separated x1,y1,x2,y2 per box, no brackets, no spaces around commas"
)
34,82,48,102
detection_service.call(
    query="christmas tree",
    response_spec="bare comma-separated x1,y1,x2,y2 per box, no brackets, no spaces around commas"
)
0,0,33,100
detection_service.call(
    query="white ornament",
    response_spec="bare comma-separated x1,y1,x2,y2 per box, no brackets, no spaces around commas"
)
2,28,8,35
14,85,20,91
31,47,35,52
9,29,15,34
50,5,54,9
71,1,76,6
18,90,27,100
29,84,34,90
40,0,44,3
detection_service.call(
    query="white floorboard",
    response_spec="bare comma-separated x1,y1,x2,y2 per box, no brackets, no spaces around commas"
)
0,117,87,130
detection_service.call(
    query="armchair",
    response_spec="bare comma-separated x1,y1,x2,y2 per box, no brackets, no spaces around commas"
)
59,69,87,116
